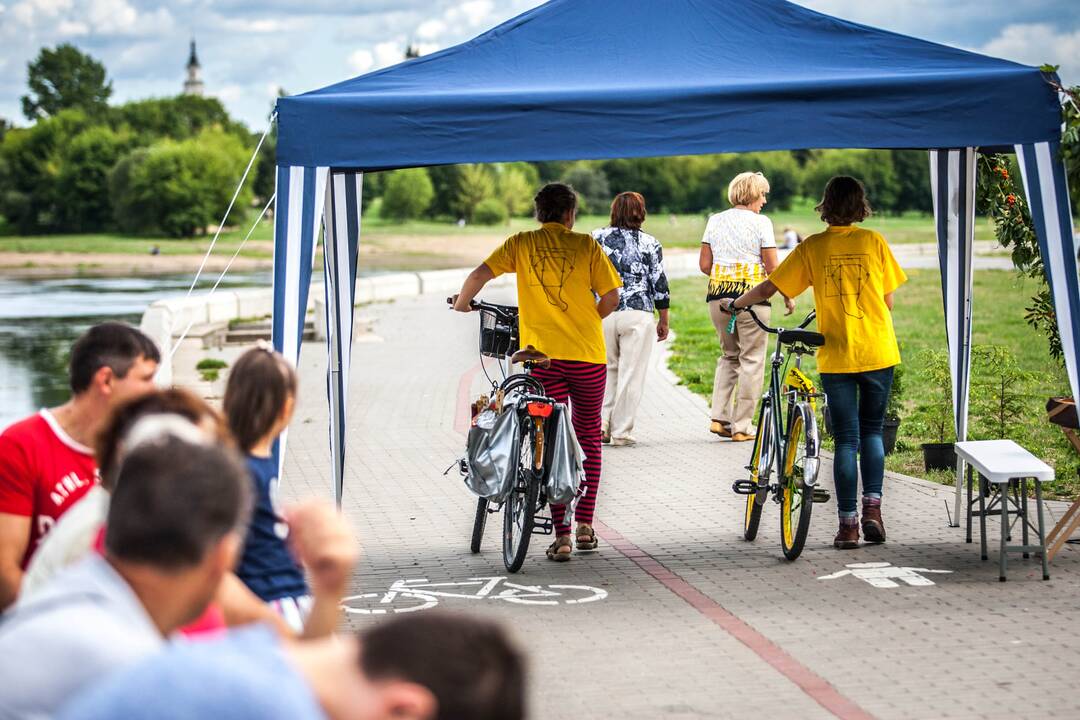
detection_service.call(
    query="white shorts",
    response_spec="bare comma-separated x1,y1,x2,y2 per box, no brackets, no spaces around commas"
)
269,595,313,633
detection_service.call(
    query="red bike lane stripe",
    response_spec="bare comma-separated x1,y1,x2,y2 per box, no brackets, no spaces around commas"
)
592,520,877,720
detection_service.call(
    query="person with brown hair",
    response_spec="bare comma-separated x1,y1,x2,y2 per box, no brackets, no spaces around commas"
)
592,191,670,447
723,176,907,549
0,322,159,610
453,183,622,562
224,345,356,636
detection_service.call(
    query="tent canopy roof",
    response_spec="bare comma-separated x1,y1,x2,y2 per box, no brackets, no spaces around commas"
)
276,0,1062,170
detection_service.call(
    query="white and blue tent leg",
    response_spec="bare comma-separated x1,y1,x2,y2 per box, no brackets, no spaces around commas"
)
271,164,329,476
1016,142,1080,406
322,171,364,507
930,148,976,527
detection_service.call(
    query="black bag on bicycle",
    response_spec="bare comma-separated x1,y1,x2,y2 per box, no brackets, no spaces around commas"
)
464,409,519,501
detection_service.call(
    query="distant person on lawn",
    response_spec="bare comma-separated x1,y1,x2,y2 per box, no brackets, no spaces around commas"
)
593,191,671,447
452,183,622,562
723,176,907,549
0,322,159,610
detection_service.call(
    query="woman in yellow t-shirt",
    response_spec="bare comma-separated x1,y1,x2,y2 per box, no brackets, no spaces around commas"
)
452,183,622,562
723,176,907,550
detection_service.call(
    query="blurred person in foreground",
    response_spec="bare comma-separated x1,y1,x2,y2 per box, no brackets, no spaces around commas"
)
60,612,527,720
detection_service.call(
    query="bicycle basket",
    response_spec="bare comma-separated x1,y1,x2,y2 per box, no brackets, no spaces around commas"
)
464,408,519,501
479,307,519,358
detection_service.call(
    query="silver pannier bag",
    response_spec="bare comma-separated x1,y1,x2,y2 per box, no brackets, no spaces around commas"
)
545,403,585,506
464,408,519,501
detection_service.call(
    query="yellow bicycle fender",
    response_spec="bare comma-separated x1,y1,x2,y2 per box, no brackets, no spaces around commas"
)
784,366,817,412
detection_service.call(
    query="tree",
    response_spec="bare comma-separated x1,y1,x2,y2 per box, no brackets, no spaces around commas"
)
0,118,10,142
116,129,253,237
890,150,933,213
380,168,434,220
473,197,508,225
0,109,92,233
563,163,611,214
454,164,496,221
57,126,132,231
21,44,112,121
803,150,899,213
109,95,250,145
495,165,534,217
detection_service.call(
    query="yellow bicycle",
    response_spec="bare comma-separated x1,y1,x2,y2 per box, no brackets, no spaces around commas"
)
730,307,830,560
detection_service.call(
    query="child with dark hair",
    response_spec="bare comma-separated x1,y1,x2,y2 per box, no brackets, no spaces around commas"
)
724,176,907,549
225,345,350,636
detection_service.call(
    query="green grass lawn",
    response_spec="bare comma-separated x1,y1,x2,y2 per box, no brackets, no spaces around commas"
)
668,269,1080,499
0,198,995,256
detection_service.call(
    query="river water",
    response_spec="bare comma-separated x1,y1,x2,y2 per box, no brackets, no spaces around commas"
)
0,272,270,430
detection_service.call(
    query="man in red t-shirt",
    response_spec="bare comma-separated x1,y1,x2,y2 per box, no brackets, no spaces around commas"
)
0,322,159,609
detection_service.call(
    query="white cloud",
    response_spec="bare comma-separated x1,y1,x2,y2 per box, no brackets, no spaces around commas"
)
974,23,1080,83
451,0,494,27
221,16,298,33
415,18,445,40
56,18,87,35
216,83,243,102
347,48,373,74
372,40,402,67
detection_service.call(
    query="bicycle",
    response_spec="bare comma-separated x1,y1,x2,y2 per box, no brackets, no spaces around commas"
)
448,298,557,573
729,305,830,560
342,576,608,615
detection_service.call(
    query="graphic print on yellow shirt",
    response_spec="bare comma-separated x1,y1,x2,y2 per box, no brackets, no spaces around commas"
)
483,223,622,364
768,226,907,374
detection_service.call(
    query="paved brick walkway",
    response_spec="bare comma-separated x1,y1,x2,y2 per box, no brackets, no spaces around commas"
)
281,290,1080,720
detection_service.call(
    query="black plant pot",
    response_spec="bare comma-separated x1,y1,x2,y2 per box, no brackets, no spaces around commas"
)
921,442,956,472
883,418,900,456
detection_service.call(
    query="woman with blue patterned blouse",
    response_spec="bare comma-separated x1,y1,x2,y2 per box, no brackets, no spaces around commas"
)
592,192,670,447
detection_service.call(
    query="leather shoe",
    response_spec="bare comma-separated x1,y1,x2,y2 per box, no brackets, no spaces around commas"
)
834,522,860,549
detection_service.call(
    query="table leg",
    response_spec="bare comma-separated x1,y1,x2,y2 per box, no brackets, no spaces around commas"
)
1036,481,1050,581
999,481,1008,582
1021,478,1030,559
972,464,980,544
979,473,988,561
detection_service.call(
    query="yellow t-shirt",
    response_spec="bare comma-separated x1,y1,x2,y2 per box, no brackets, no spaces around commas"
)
483,223,622,365
768,226,907,374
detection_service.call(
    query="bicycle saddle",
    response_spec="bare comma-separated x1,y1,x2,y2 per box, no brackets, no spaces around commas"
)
511,345,551,368
778,329,825,347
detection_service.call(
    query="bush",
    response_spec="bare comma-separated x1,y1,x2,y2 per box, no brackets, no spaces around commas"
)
380,167,434,221
113,128,252,237
454,165,496,221
495,164,536,217
473,197,508,225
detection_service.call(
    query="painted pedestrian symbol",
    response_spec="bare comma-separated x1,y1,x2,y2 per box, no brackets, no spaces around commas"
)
817,562,952,589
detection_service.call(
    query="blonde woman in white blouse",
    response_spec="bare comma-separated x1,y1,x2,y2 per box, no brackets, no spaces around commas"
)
698,172,793,441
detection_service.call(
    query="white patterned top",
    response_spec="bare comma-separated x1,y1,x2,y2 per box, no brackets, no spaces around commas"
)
701,208,775,301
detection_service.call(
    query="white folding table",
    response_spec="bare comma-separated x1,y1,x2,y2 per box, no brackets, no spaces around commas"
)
954,440,1052,582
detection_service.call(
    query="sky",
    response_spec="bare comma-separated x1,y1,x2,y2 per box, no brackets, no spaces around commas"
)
0,0,1077,131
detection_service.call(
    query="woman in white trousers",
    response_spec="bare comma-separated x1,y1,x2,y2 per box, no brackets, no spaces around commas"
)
593,192,670,447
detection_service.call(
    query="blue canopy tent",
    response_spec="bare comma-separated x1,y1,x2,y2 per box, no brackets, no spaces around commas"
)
271,0,1074,520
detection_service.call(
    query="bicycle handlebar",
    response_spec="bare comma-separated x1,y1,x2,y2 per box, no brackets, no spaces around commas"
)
727,303,815,335
446,297,518,319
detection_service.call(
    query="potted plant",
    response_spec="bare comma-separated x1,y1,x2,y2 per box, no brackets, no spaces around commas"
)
883,348,904,455
915,349,956,471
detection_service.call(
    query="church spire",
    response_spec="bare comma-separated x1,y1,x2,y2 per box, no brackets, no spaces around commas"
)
183,38,204,96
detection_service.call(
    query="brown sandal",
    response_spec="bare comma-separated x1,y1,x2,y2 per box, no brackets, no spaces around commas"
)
546,535,573,562
576,524,599,551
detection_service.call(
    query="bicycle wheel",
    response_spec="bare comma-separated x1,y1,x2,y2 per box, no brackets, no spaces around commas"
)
503,419,540,573
780,404,818,560
470,498,488,553
743,399,773,541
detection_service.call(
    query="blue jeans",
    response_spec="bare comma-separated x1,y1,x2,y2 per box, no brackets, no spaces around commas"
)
820,367,895,517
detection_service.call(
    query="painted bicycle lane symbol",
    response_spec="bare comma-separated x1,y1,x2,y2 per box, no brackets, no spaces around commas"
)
342,576,609,615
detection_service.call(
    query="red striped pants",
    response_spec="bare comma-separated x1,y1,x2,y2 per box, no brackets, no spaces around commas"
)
531,360,606,536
